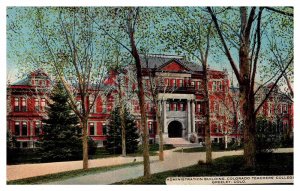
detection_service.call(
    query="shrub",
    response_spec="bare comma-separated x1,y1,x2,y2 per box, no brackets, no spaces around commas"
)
255,117,281,156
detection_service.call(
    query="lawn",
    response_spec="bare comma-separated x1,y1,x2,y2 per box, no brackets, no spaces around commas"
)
90,144,175,159
8,144,175,164
175,143,243,153
115,153,293,184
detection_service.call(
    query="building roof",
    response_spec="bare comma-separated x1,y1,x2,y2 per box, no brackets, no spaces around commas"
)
12,77,31,86
11,69,50,86
140,54,203,72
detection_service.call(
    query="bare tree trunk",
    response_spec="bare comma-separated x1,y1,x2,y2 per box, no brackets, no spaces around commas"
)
129,28,151,178
155,105,164,161
118,79,126,157
241,89,256,167
203,68,212,164
239,21,256,167
82,118,89,169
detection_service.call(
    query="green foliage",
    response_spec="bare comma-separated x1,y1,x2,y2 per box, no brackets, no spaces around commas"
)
106,106,139,154
7,148,41,165
255,117,281,155
7,131,18,164
39,82,82,162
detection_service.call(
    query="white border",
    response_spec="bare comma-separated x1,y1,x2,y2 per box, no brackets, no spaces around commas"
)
1,1,298,191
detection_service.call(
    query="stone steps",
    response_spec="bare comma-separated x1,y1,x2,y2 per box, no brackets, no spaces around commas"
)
164,138,200,147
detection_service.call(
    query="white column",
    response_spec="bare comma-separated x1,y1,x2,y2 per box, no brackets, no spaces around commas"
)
187,100,191,136
191,100,195,133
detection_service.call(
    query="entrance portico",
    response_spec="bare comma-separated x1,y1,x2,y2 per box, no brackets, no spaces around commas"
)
158,93,196,141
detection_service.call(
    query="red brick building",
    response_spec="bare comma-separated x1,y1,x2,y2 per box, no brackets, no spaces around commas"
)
7,55,293,148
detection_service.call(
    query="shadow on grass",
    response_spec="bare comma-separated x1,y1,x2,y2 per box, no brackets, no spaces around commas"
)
115,153,293,185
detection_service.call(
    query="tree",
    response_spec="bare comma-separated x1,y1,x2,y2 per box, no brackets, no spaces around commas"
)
158,7,213,163
106,106,139,154
39,82,82,162
7,7,110,169
91,7,152,177
207,7,293,167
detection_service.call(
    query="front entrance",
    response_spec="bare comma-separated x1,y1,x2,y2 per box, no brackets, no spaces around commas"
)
168,121,182,138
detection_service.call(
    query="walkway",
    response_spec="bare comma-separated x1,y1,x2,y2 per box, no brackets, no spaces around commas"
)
7,147,293,184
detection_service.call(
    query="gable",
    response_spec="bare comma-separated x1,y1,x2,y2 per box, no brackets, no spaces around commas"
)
160,61,190,72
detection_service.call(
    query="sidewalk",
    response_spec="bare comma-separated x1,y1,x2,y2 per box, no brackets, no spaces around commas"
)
7,147,293,183
7,155,157,181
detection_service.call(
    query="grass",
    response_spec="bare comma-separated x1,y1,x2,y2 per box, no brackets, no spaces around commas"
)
174,143,243,153
7,161,143,185
8,144,176,164
90,144,175,159
115,153,293,184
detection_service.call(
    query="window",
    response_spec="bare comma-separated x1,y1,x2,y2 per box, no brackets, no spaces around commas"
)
167,102,170,111
77,101,82,113
214,102,219,113
171,79,176,87
196,103,201,113
34,80,39,86
14,98,20,111
179,103,185,111
22,122,27,136
215,126,219,133
268,103,273,116
174,103,178,111
41,98,46,111
191,81,195,87
15,122,20,136
102,123,108,135
149,121,154,134
89,100,96,113
212,82,217,91
218,81,222,91
35,121,41,136
41,80,46,87
197,81,201,89
21,98,26,112
283,104,287,114
166,79,170,86
178,79,183,87
35,98,39,111
89,122,95,136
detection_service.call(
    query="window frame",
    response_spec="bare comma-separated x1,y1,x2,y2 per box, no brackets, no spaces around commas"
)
21,122,28,136
89,122,95,136
14,97,20,112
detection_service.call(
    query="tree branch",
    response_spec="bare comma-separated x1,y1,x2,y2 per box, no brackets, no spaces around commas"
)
254,57,293,115
264,7,293,17
207,7,242,84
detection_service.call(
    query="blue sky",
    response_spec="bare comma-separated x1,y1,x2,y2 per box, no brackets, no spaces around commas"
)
6,6,293,90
